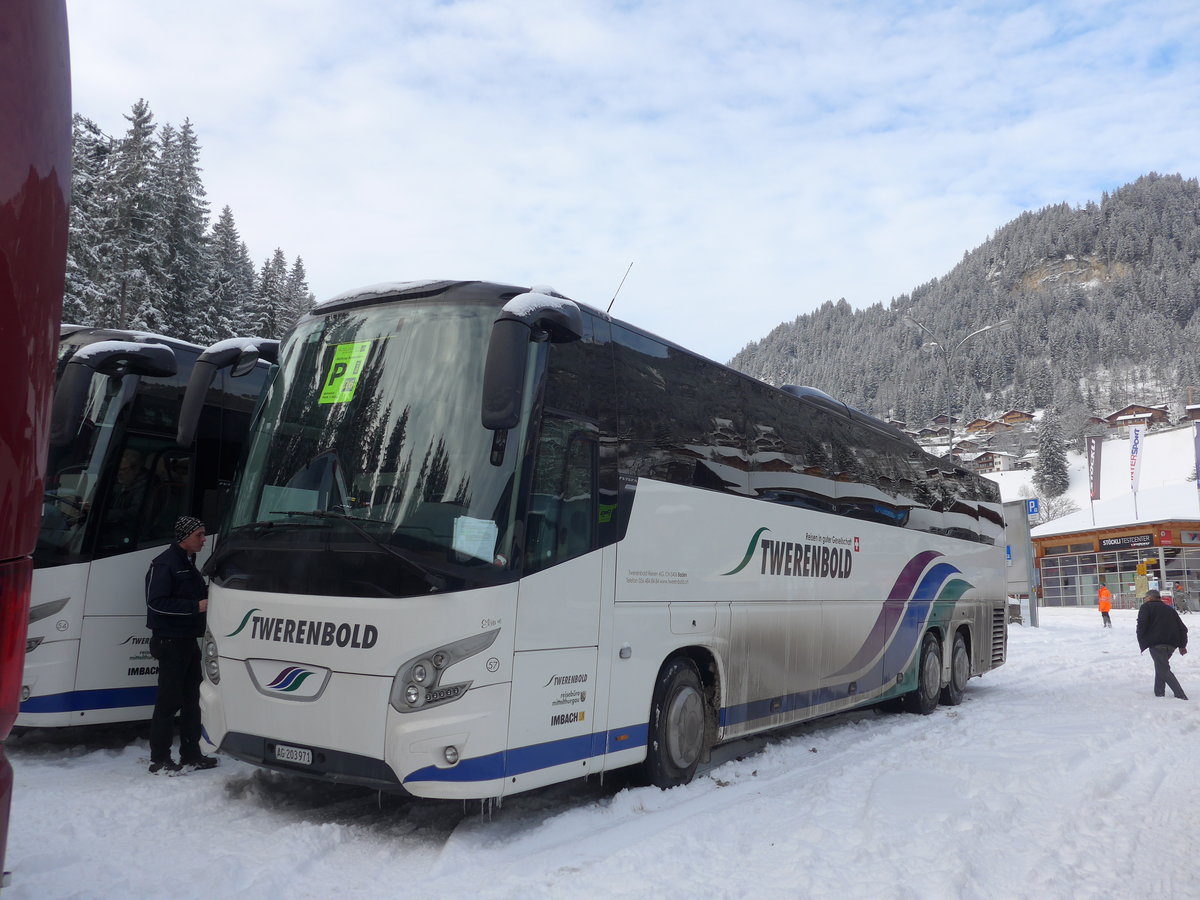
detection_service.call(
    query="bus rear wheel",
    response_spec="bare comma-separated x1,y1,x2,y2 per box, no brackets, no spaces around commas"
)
643,657,707,789
939,631,969,707
903,632,942,715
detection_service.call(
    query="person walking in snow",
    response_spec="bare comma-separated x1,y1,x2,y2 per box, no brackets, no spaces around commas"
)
1098,584,1113,628
1136,589,1189,700
1175,582,1191,613
144,515,219,773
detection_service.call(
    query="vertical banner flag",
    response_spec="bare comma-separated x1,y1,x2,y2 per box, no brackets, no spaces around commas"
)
1194,422,1200,493
1086,435,1103,501
1129,425,1146,493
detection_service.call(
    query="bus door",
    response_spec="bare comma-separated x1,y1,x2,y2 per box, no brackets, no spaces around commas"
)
506,414,601,792
76,441,196,714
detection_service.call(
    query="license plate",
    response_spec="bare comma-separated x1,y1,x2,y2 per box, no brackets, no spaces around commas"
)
274,743,312,766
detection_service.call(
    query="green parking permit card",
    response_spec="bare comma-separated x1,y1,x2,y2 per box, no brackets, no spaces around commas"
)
319,341,372,404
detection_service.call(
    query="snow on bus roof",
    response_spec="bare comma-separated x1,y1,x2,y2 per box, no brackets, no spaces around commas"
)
315,280,445,308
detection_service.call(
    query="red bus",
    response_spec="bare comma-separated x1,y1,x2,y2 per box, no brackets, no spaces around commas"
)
0,0,71,885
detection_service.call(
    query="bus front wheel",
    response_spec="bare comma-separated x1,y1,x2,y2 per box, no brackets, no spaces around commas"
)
939,631,969,707
644,657,707,789
903,632,942,715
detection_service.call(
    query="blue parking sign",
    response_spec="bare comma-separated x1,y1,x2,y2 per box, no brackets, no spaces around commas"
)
1026,498,1039,515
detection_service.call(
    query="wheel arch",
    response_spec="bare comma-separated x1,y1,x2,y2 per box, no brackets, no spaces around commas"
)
656,645,721,756
946,622,973,679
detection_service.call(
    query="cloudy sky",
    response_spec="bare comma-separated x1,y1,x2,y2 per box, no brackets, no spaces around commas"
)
67,0,1200,362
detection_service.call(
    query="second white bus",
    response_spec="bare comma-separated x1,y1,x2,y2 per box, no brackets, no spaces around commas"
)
198,280,1007,798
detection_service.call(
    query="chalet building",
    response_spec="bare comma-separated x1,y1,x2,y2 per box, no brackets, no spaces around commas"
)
1105,404,1170,431
930,414,959,426
966,450,1017,474
964,418,994,434
1185,405,1200,423
953,438,987,454
998,409,1036,426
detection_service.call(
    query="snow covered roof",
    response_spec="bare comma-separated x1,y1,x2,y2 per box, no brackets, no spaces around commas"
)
316,280,445,308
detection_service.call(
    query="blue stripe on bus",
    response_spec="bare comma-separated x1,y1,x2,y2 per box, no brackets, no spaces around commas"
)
404,725,645,785
401,589,967,787
405,604,936,785
19,686,157,714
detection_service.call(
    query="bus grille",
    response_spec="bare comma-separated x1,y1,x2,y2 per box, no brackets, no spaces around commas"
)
990,605,1007,667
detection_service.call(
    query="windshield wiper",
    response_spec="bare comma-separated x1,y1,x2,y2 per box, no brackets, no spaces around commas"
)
230,518,311,534
269,509,449,591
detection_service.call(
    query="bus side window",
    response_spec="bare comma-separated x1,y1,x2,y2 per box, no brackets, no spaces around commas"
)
526,417,596,574
143,451,193,544
95,439,193,555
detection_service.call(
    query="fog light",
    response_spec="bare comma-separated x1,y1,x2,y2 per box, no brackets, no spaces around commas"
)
444,745,459,765
405,684,421,705
26,636,43,653
21,686,30,702
412,662,428,684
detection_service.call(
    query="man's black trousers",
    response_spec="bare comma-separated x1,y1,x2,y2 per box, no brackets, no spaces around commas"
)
149,636,202,763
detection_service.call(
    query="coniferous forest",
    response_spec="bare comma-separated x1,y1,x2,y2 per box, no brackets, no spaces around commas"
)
730,173,1200,449
65,99,314,344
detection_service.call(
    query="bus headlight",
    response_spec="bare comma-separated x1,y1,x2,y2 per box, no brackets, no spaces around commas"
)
389,628,501,714
203,628,221,685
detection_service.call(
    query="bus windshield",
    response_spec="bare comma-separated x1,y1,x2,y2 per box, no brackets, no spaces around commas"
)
215,299,527,597
37,369,135,562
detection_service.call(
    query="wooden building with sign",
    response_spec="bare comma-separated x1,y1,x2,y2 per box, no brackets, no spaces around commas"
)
1032,520,1200,609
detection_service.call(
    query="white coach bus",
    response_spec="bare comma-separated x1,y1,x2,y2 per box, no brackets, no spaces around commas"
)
19,328,274,727
198,280,1007,798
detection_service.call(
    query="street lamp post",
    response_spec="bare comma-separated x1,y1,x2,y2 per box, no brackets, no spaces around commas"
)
901,316,1014,462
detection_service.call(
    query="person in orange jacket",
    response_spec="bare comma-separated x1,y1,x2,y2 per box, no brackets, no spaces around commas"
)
1098,584,1113,628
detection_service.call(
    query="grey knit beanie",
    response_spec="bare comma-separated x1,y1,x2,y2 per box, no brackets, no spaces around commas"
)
174,515,204,543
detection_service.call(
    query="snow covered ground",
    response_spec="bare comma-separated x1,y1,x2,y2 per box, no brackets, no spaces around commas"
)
6,608,1198,900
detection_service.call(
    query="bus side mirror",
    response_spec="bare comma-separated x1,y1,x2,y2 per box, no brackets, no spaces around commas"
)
176,338,279,447
481,319,532,431
49,341,177,447
481,290,584,431
231,339,279,376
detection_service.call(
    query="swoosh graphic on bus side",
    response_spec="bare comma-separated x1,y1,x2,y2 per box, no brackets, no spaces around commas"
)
226,608,261,637
720,527,771,576
912,562,962,600
889,550,943,599
826,550,945,678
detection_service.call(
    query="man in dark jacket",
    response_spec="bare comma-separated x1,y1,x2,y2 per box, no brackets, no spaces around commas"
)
145,515,218,772
1136,589,1189,700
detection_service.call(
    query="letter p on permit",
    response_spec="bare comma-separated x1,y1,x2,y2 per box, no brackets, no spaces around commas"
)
319,341,372,404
